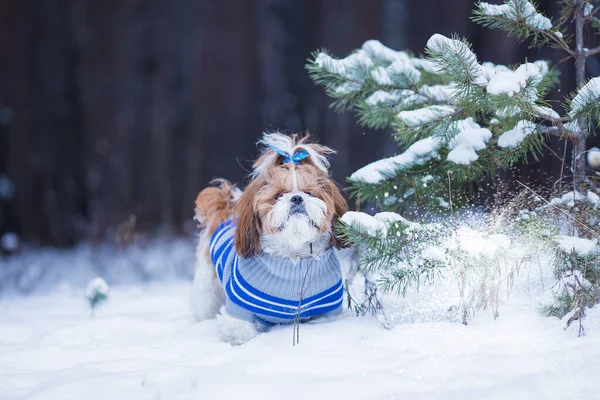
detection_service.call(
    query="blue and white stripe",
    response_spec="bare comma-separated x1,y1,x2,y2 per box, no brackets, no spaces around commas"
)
210,220,344,325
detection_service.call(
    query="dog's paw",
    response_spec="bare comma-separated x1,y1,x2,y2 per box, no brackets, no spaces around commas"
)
216,311,260,345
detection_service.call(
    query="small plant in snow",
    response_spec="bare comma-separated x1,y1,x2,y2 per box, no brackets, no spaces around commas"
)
85,277,109,318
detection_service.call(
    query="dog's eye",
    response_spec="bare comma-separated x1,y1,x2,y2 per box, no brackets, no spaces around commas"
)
274,192,284,200
305,192,315,197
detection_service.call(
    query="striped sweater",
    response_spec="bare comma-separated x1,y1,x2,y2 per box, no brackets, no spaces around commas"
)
209,220,343,326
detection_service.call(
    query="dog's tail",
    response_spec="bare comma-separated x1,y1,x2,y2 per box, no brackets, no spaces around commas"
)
194,179,240,236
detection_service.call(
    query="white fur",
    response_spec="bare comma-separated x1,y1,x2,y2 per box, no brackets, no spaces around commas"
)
253,132,333,177
216,308,260,345
265,192,327,232
261,191,329,259
262,227,331,260
190,231,226,321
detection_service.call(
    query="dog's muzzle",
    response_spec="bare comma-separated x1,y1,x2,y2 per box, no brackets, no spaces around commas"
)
289,195,306,215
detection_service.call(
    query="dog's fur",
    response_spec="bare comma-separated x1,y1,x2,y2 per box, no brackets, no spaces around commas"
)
191,132,347,344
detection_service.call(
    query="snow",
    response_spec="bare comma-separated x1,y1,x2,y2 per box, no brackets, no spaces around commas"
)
486,62,547,97
554,31,563,39
397,105,456,127
315,40,434,92
2,244,600,399
533,105,560,119
449,226,511,258
479,1,552,30
361,39,412,64
542,190,600,211
351,137,441,183
587,147,600,169
340,211,388,236
477,62,510,86
559,269,592,297
335,82,362,94
365,86,451,109
588,191,600,206
365,90,407,106
418,85,454,102
341,211,414,237
371,61,421,87
1,232,20,252
447,118,492,165
373,211,410,226
426,34,483,80
584,2,594,17
569,77,600,117
497,120,537,148
85,277,109,298
360,40,437,74
0,237,195,294
554,235,599,256
314,52,373,82
547,191,588,209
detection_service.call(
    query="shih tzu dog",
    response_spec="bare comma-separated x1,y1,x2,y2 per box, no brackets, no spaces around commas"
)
191,132,348,344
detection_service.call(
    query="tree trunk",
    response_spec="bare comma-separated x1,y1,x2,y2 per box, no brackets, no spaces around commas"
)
573,0,587,189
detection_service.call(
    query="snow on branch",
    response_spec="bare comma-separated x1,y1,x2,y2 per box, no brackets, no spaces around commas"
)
478,0,552,30
397,105,457,127
314,52,374,82
340,211,390,236
350,137,441,184
447,118,492,165
473,0,567,51
426,34,484,85
486,61,548,96
497,120,537,148
568,77,600,119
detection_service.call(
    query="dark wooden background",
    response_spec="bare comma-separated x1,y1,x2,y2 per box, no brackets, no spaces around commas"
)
0,0,597,246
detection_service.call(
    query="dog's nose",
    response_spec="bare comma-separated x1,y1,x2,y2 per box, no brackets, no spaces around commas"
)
290,195,304,204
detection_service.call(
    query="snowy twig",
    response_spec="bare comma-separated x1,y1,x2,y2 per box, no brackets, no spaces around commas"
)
515,180,599,237
538,125,577,141
586,46,600,57
583,5,600,21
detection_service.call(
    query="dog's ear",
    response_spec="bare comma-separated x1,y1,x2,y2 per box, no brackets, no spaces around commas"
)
234,178,263,257
328,180,350,249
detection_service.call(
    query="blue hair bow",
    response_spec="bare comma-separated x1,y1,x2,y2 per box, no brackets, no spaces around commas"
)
271,145,309,165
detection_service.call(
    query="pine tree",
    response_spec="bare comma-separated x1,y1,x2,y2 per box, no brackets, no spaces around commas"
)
307,0,600,211
307,0,600,322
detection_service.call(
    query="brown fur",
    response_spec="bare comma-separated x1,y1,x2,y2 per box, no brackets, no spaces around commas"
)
234,163,348,257
194,179,237,237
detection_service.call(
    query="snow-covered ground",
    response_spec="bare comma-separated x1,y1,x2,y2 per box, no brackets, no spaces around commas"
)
1,243,600,399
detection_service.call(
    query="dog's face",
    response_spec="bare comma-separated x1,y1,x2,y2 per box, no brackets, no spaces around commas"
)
234,134,348,258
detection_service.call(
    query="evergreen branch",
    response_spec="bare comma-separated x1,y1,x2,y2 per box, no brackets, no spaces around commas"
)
538,125,578,141
473,0,572,53
337,217,448,297
567,77,600,130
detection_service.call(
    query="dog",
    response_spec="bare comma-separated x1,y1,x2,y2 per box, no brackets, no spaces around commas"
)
191,132,348,344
